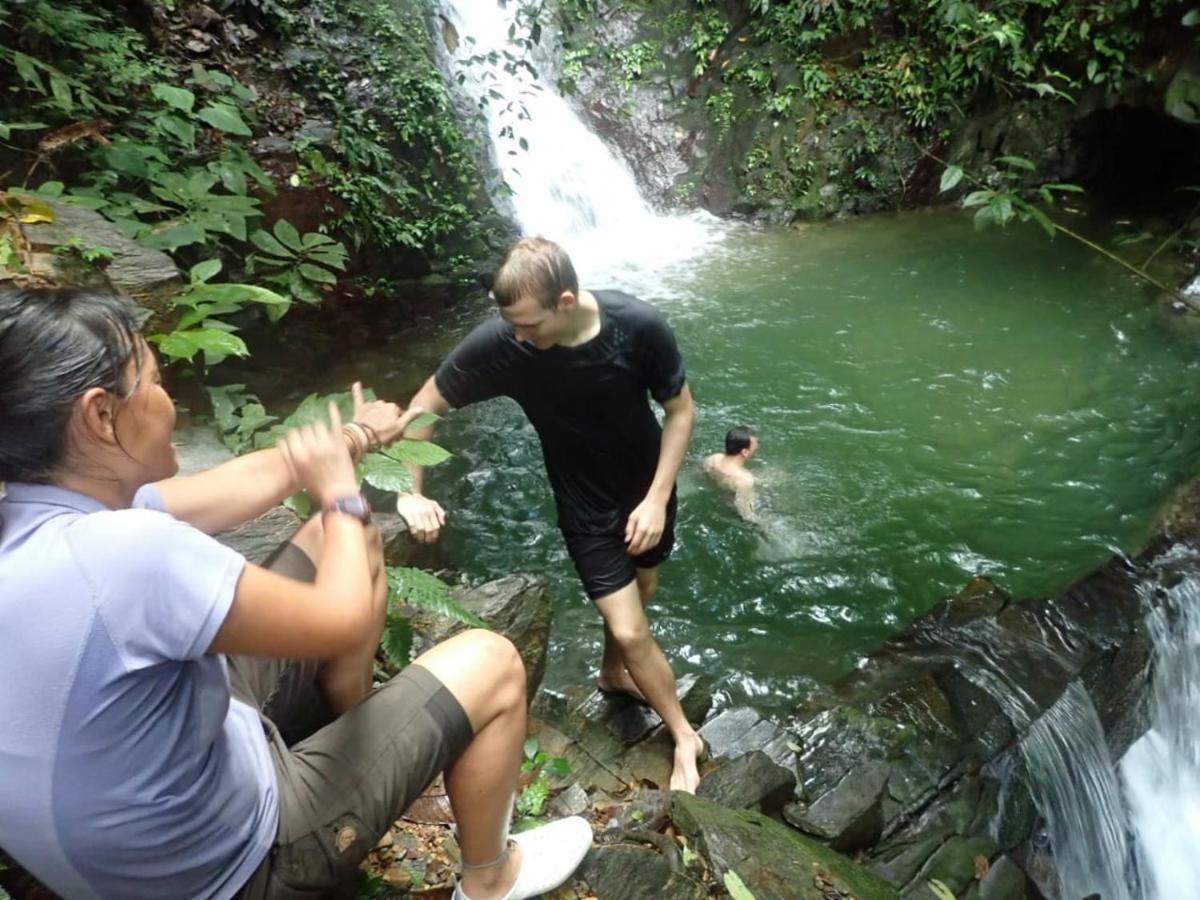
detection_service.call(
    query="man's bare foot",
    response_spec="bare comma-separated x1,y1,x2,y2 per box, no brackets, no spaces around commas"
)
668,731,706,793
597,669,647,703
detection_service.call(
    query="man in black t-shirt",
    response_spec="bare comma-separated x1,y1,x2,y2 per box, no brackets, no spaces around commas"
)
394,237,705,792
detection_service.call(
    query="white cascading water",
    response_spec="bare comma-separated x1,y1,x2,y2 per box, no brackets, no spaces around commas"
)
1023,681,1134,900
1121,562,1200,899
430,0,720,284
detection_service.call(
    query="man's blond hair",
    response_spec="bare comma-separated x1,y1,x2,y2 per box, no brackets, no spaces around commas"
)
492,237,579,310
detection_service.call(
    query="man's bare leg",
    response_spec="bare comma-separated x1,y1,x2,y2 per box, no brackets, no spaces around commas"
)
597,567,656,701
594,581,704,792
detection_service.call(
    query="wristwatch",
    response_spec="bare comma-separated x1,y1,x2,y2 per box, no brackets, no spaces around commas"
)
322,494,373,525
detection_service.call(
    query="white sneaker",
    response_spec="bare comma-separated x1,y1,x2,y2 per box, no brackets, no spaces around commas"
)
451,816,593,900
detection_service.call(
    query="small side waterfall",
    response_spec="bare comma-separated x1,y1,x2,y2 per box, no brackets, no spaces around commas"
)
934,620,1135,899
430,0,719,280
1121,567,1200,899
1024,682,1134,900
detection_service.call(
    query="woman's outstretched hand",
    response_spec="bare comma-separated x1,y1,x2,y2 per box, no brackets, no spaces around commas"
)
279,401,359,506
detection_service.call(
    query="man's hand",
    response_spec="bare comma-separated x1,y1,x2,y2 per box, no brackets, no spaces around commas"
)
396,493,446,543
625,496,667,556
350,382,404,445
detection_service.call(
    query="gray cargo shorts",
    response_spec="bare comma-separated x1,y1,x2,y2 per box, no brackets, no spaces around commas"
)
233,541,473,899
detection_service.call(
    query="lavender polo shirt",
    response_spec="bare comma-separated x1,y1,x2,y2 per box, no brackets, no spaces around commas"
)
0,483,277,899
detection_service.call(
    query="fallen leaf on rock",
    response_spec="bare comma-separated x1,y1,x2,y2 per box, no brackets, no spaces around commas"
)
974,854,990,879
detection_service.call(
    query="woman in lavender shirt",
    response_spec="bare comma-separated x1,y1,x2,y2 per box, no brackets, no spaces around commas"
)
0,287,590,900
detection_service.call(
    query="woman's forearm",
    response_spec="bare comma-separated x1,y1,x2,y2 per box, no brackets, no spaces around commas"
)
154,446,301,533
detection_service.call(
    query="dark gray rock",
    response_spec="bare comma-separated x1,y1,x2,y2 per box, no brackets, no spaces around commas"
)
418,574,552,700
698,707,796,769
572,672,713,745
14,200,180,308
577,845,706,900
697,750,795,816
968,854,1030,900
672,793,899,900
784,757,889,851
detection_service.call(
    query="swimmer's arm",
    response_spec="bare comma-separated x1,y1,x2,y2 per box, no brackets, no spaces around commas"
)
734,484,760,523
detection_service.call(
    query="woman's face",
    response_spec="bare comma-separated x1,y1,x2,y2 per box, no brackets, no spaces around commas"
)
113,342,178,482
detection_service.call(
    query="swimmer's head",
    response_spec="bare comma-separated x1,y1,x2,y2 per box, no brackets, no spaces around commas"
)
724,426,758,459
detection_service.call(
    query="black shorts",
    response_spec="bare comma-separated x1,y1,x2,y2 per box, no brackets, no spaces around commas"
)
563,494,677,601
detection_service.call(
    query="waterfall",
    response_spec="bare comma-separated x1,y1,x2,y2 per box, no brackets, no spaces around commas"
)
937,619,1136,899
1121,569,1200,899
430,0,719,282
1023,682,1135,900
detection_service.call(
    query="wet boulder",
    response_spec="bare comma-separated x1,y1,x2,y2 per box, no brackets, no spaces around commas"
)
697,750,796,816
672,793,899,900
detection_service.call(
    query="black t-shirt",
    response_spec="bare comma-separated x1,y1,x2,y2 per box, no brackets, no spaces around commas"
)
435,290,687,534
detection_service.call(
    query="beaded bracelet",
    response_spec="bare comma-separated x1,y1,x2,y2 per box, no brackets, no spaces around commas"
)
341,423,368,464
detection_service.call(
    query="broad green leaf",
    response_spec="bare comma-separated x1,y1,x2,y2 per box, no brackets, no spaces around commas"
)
0,121,47,139
382,440,452,468
140,223,206,251
288,268,322,303
360,452,414,494
962,190,992,208
157,114,196,147
307,249,348,270
1025,205,1057,238
405,412,442,432
724,870,757,900
186,282,290,306
997,155,1035,171
301,232,337,248
157,328,248,362
190,259,222,284
207,383,249,426
1184,8,1200,25
13,53,43,91
152,84,196,113
939,165,964,193
197,103,252,136
299,262,338,285
927,879,957,900
973,205,994,230
104,145,150,178
1043,182,1084,193
34,181,63,198
250,228,294,259
49,75,73,111
273,218,304,252
523,737,539,760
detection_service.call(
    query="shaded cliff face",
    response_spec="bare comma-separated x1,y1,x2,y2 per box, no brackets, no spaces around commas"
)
551,0,1200,225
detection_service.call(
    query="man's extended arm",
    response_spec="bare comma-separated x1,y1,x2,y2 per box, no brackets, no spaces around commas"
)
395,375,453,543
625,382,695,555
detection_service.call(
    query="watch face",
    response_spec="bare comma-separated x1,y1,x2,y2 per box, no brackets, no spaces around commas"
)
329,495,372,523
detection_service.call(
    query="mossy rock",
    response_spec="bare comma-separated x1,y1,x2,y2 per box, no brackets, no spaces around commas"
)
672,793,899,900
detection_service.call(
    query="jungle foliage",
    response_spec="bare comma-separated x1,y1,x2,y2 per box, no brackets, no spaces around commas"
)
0,0,490,374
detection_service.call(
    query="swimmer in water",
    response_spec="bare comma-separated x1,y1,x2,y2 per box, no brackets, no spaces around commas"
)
703,426,759,521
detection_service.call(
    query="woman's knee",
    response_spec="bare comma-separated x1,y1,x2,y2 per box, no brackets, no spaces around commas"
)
415,629,526,715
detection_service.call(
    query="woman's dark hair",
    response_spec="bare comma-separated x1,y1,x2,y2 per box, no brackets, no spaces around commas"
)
0,287,143,483
725,426,755,455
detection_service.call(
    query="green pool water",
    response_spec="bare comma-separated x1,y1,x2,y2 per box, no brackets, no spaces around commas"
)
254,210,1200,717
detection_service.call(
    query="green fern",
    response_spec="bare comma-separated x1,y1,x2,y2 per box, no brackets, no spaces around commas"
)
380,613,413,669
386,566,486,627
